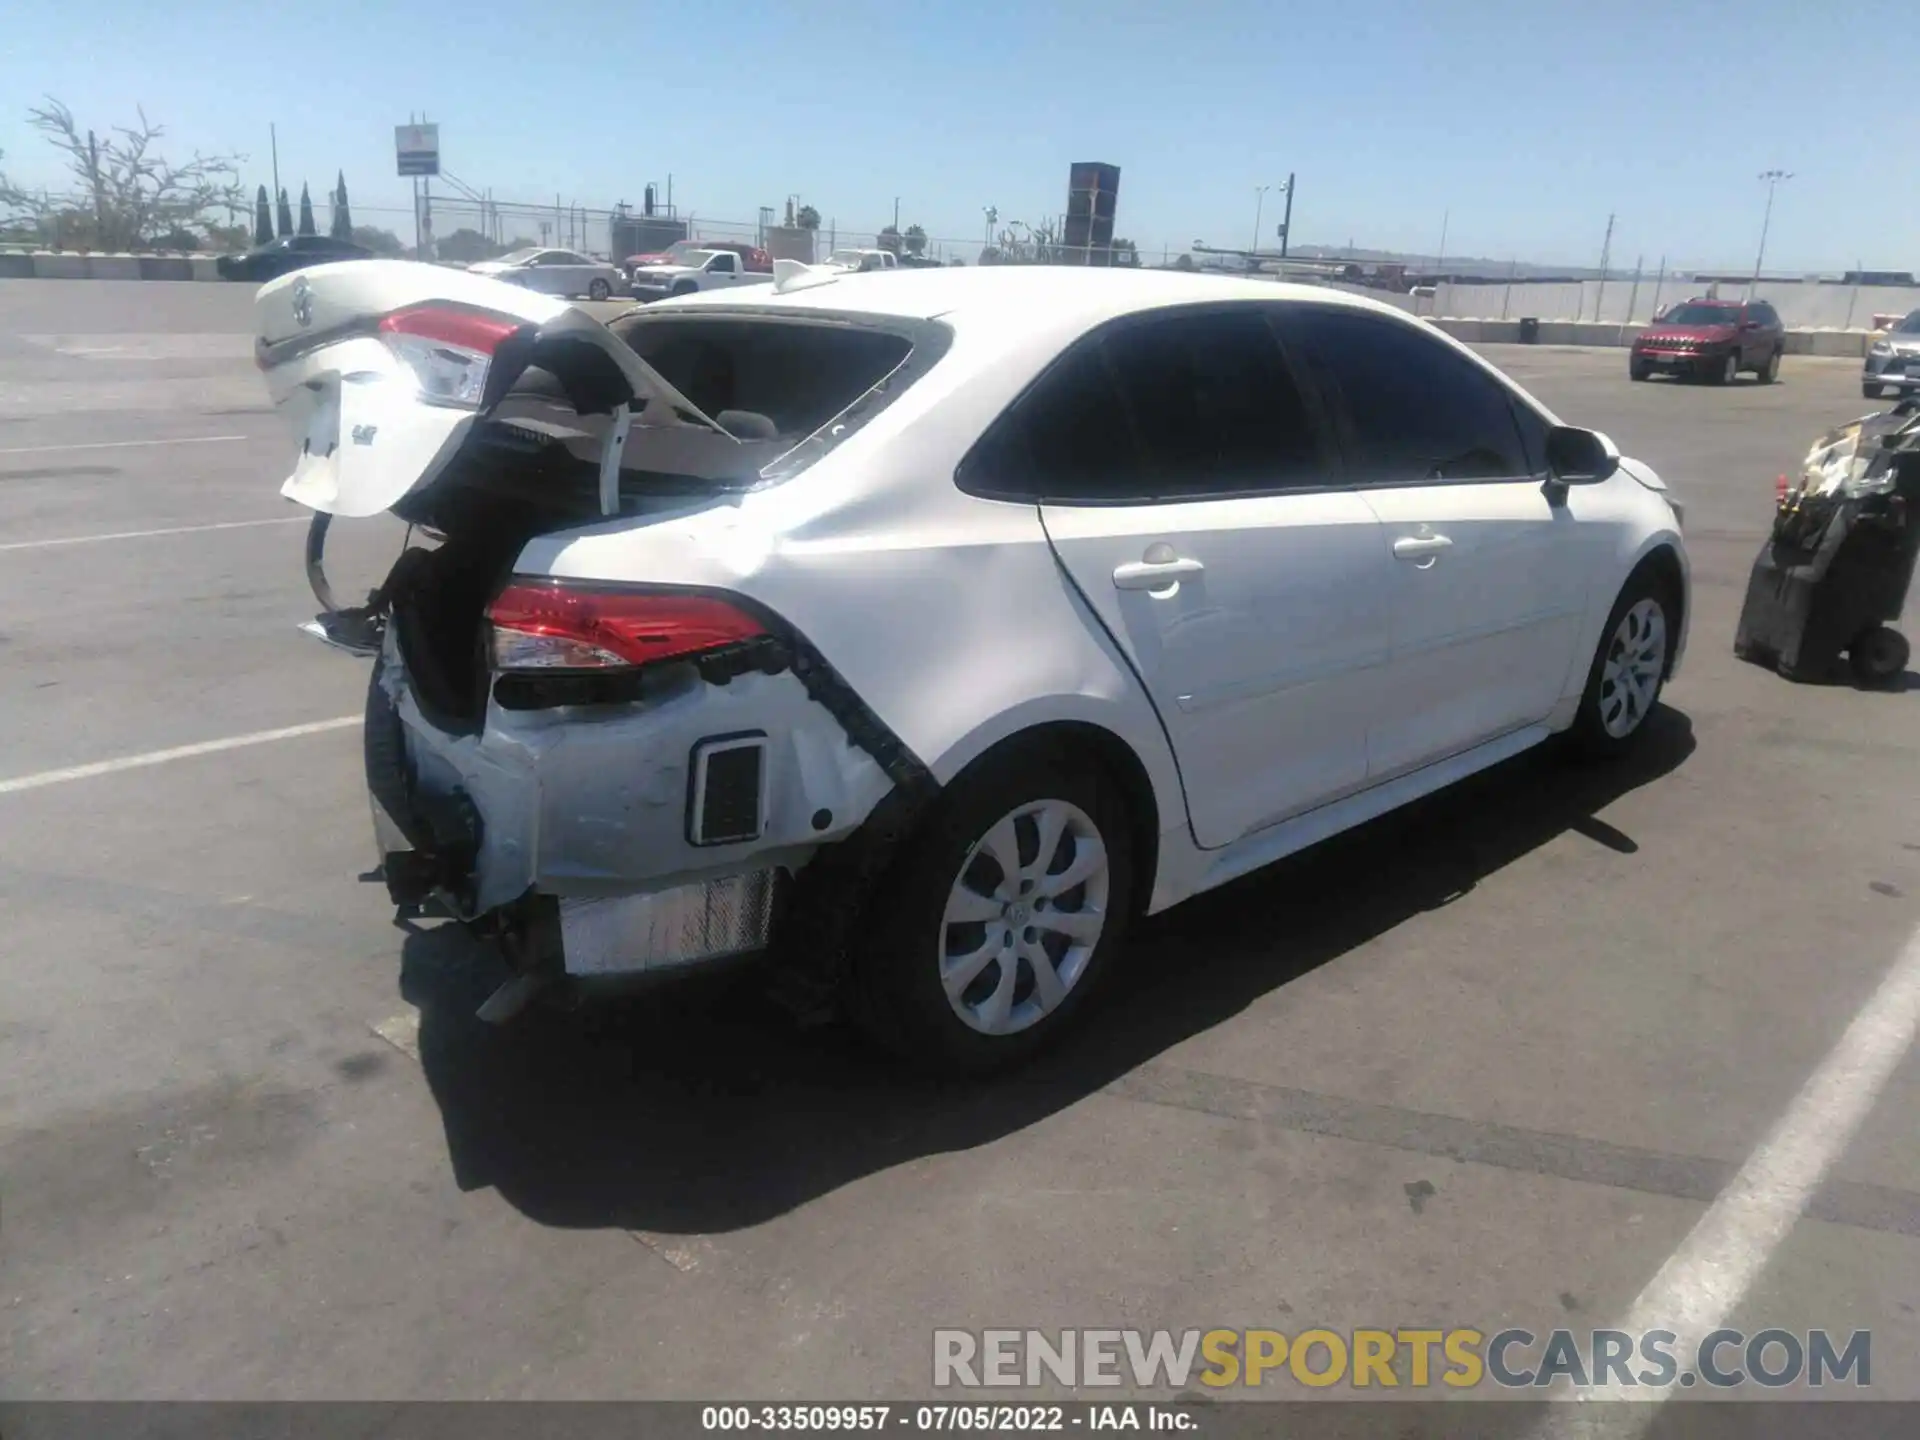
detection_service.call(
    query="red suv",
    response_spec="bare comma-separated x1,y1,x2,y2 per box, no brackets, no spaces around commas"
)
1630,298,1785,386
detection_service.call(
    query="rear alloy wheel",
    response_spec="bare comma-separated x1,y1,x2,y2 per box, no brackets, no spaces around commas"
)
848,748,1134,1075
1757,347,1781,385
1568,574,1674,759
587,278,612,301
1715,351,1739,386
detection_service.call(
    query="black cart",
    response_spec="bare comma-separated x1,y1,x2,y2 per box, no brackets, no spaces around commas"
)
1734,405,1920,686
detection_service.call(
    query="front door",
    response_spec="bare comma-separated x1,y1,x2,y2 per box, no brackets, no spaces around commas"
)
975,304,1397,849
1281,304,1596,778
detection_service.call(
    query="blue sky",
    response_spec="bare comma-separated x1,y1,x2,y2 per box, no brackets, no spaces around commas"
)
0,0,1908,271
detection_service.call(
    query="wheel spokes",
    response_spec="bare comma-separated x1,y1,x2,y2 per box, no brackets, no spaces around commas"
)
976,951,1019,1031
942,935,1000,999
1036,834,1106,898
1037,906,1103,943
1024,939,1067,1012
944,885,1003,926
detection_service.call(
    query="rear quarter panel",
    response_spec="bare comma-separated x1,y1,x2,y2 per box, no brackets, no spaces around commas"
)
514,315,1190,861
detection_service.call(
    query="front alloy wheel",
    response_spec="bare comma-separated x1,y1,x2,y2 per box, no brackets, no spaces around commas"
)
1718,352,1739,385
940,798,1110,1036
1569,572,1675,760
1598,598,1667,739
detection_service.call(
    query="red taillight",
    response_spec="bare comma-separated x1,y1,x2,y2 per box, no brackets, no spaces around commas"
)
376,305,521,408
377,306,520,354
486,581,767,672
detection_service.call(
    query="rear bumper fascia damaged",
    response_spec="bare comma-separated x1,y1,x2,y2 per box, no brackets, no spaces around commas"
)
366,630,937,984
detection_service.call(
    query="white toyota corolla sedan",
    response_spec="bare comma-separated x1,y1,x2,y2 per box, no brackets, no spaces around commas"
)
258,259,1689,1074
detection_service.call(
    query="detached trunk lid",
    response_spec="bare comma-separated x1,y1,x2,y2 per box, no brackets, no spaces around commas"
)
255,258,738,520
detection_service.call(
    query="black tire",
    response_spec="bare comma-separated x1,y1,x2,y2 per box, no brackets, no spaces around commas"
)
1566,567,1678,761
1849,626,1910,687
588,278,611,301
1629,358,1651,382
845,743,1136,1076
671,281,698,298
1756,347,1781,385
1712,350,1739,386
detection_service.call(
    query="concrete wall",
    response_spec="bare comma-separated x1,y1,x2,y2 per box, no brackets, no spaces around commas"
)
1424,317,1873,358
0,250,219,280
1427,276,1915,330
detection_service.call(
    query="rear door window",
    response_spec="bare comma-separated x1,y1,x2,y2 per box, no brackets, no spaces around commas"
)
1282,306,1532,484
1100,309,1328,498
958,343,1144,502
958,306,1329,503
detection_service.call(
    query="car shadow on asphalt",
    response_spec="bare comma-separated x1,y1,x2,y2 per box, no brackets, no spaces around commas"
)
398,708,1696,1236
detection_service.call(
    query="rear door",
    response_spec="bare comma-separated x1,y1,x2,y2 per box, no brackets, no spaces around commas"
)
968,305,1396,850
1280,304,1597,780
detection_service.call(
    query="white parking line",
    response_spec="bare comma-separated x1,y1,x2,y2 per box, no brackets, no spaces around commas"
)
0,516,306,552
0,717,359,796
0,434,247,456
1548,920,1920,1426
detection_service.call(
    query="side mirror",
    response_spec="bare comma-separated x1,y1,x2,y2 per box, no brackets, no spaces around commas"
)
1544,425,1620,486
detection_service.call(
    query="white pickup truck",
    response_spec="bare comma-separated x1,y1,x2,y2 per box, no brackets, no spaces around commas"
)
628,247,778,301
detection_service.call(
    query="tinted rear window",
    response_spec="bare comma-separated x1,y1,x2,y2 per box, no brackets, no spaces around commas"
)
612,315,916,441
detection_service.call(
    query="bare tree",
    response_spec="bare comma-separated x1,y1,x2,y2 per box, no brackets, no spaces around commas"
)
0,98,246,250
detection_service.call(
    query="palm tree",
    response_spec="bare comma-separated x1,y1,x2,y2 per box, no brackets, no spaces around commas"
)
903,224,927,256
795,204,820,231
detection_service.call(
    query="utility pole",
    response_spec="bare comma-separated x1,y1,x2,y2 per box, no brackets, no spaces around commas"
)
1279,172,1295,259
1251,184,1270,258
893,196,900,231
270,123,281,224
1750,169,1793,301
1593,212,1616,321
1434,208,1450,274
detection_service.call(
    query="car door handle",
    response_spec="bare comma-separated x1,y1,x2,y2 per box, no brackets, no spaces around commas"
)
1113,556,1205,590
1392,535,1454,561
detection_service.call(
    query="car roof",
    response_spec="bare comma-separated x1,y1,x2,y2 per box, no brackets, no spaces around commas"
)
659,265,1421,328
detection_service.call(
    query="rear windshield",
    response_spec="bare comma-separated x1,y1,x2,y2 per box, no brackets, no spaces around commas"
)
609,313,923,457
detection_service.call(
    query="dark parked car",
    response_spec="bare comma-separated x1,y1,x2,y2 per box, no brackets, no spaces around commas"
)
1862,310,1920,400
1629,298,1785,385
217,234,373,283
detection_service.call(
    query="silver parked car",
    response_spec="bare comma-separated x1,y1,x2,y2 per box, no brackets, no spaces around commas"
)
467,247,624,300
1864,310,1920,400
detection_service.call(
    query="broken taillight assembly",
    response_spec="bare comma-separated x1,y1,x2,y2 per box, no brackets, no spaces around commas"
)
486,580,768,673
378,305,522,408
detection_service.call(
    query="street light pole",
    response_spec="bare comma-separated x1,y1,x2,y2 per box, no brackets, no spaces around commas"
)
1278,173,1294,259
1750,169,1793,301
1251,184,1270,258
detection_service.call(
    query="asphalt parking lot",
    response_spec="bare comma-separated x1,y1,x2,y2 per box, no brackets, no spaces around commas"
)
2,279,1918,1416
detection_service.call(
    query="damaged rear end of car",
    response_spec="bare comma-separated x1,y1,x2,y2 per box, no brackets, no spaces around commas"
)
256,260,947,1018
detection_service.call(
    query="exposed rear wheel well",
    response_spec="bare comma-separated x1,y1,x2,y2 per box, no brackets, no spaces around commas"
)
941,722,1162,916
1631,544,1686,677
